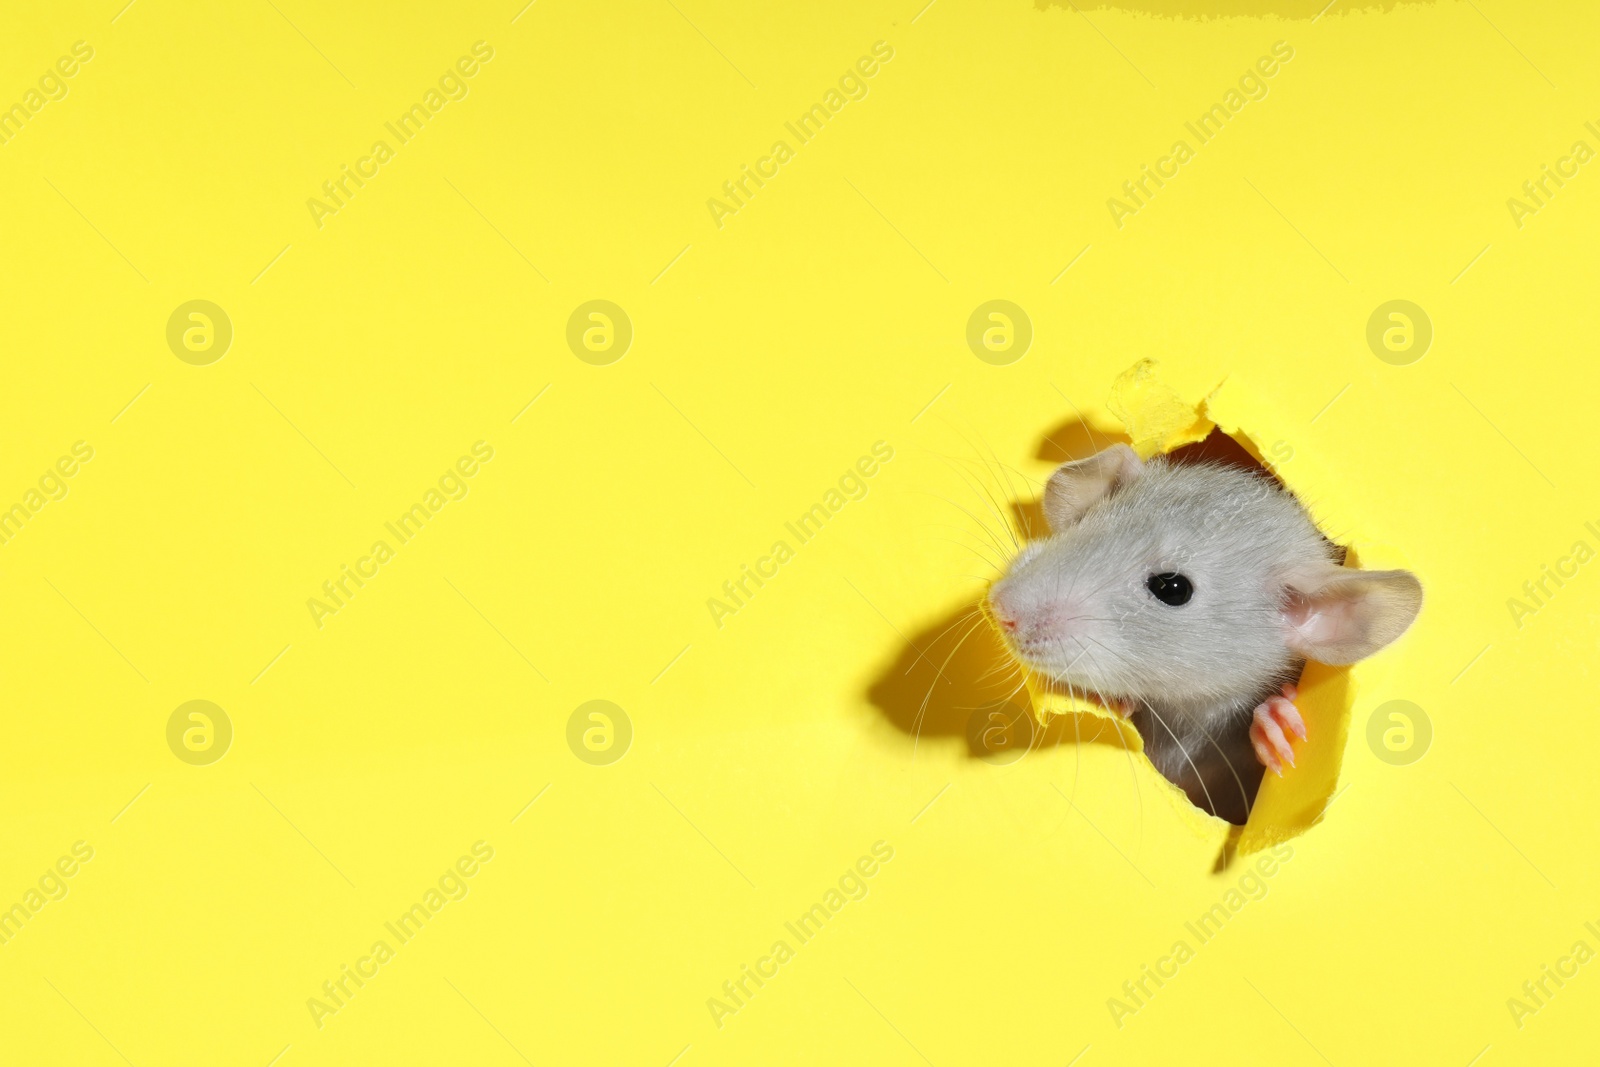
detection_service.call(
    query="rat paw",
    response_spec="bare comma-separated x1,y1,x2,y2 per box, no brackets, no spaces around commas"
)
1250,686,1306,776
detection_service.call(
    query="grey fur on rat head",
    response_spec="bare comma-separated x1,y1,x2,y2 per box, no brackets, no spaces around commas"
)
988,443,1423,718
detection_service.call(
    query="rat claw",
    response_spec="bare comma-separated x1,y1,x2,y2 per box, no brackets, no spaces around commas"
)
1281,683,1299,702
1273,695,1307,741
1251,732,1282,776
1251,695,1305,774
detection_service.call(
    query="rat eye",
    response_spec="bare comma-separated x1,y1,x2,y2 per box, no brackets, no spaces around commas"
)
1146,572,1193,606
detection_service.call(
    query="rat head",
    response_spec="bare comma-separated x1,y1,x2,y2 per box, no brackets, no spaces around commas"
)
986,444,1422,705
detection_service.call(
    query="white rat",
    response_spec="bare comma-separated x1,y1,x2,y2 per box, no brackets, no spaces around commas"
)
986,443,1422,824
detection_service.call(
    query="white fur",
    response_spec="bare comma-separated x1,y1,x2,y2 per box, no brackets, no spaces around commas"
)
989,450,1340,822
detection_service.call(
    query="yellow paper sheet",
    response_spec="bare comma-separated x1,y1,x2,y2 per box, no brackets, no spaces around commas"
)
1,3,1593,1065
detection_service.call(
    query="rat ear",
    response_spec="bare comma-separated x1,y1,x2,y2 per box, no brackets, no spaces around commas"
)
1280,564,1423,665
1043,444,1143,532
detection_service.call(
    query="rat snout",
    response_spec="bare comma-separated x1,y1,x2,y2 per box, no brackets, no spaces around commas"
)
987,594,1020,633
988,587,1080,651
986,587,1023,634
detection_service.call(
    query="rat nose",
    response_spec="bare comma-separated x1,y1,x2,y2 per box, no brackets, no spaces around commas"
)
987,594,1019,632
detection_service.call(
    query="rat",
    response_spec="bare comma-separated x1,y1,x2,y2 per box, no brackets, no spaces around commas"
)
985,443,1422,824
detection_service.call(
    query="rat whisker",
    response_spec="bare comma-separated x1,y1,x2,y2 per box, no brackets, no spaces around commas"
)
970,428,1043,543
1139,697,1220,820
912,611,990,756
1075,634,1253,821
915,603,984,656
1070,702,1083,807
974,657,1025,686
1193,722,1252,820
1106,694,1145,846
997,673,1030,707
925,519,1011,551
914,489,1014,564
927,534,1005,574
943,429,1026,552
950,459,1023,554
1055,640,1143,842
